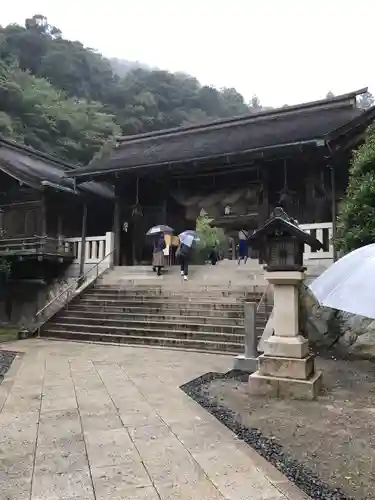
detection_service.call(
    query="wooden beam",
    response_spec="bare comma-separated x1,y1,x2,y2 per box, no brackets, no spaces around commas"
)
79,202,88,277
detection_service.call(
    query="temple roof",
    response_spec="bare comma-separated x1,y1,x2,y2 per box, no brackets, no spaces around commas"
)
68,88,375,180
0,137,114,199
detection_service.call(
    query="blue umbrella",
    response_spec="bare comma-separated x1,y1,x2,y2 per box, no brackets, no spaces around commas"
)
179,230,201,247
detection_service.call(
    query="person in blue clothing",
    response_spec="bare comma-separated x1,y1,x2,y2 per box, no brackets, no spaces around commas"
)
237,229,248,264
152,234,166,276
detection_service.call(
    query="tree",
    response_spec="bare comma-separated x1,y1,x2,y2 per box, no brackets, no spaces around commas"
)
0,61,120,164
0,14,257,162
358,91,374,110
326,91,335,99
336,123,375,252
250,94,262,111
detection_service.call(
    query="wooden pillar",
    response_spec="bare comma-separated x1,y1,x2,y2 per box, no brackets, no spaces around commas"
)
162,198,167,225
330,165,337,262
260,167,269,227
41,190,47,236
113,197,121,266
79,202,88,277
231,237,236,261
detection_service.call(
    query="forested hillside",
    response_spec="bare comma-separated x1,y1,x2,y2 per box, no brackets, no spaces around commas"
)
0,15,257,165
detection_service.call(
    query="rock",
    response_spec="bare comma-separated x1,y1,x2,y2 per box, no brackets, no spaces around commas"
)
349,328,375,356
299,284,338,347
300,280,375,355
337,330,358,348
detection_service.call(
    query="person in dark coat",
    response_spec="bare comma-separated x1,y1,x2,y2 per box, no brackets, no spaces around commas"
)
208,247,218,265
152,234,166,276
176,242,191,281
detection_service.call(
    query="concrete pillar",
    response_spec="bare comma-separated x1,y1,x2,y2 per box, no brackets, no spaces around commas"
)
233,302,258,372
248,271,322,399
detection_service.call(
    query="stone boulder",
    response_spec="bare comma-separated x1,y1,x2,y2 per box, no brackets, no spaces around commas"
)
299,280,375,355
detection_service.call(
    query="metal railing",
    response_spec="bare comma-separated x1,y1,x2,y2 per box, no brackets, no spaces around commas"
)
34,247,116,337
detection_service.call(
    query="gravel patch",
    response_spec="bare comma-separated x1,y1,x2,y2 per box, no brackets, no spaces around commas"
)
0,350,17,382
181,358,374,500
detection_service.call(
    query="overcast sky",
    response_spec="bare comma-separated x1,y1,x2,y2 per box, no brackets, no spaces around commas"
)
2,1,374,107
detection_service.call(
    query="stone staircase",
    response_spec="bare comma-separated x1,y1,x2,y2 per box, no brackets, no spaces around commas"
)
40,261,272,354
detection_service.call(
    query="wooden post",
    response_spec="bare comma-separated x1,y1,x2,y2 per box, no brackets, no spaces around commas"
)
260,167,269,227
79,202,88,277
231,237,236,261
330,165,337,262
57,214,63,251
41,190,47,236
113,197,121,266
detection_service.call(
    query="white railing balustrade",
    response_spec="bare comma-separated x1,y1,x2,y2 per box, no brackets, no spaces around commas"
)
64,232,114,264
299,222,333,261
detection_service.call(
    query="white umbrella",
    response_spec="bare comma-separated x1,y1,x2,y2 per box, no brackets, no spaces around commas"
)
309,243,375,318
146,225,173,236
179,230,200,247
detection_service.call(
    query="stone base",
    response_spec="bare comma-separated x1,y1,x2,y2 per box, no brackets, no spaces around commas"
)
233,355,258,373
258,353,314,380
248,370,323,400
263,335,309,358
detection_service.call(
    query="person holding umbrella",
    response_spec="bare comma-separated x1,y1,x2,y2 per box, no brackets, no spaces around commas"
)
177,230,200,281
146,225,174,277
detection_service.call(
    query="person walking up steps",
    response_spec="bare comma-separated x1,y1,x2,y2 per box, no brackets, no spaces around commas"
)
152,234,166,276
176,242,191,281
177,230,200,281
238,229,249,264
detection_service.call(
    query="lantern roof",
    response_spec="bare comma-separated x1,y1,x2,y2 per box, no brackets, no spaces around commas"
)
248,207,323,251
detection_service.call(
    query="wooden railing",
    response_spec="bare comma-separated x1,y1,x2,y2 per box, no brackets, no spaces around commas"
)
299,222,333,260
0,236,74,258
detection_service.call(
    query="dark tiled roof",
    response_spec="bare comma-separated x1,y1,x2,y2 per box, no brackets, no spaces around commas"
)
69,89,372,178
0,137,114,199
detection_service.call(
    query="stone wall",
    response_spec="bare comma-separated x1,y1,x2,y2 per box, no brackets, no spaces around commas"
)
0,276,73,328
300,281,375,356
0,261,108,330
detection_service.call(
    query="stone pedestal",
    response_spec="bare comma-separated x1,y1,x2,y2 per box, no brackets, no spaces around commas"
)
249,271,322,400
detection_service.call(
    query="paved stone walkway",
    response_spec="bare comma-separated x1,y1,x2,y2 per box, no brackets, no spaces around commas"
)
0,339,308,500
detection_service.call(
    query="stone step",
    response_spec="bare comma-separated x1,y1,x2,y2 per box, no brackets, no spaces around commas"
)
65,304,247,318
58,310,249,326
76,298,250,310
41,322,255,343
90,288,264,298
85,293,260,303
41,329,243,354
47,318,261,336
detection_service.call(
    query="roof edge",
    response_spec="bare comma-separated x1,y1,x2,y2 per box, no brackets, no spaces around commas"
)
325,105,375,143
117,88,367,145
0,136,76,170
68,138,324,179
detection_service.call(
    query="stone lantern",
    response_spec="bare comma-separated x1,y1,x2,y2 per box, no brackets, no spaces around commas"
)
248,207,323,399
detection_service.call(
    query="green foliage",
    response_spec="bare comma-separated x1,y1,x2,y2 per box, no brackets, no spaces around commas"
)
0,14,260,164
336,123,375,252
193,215,227,263
196,215,225,248
0,60,120,163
